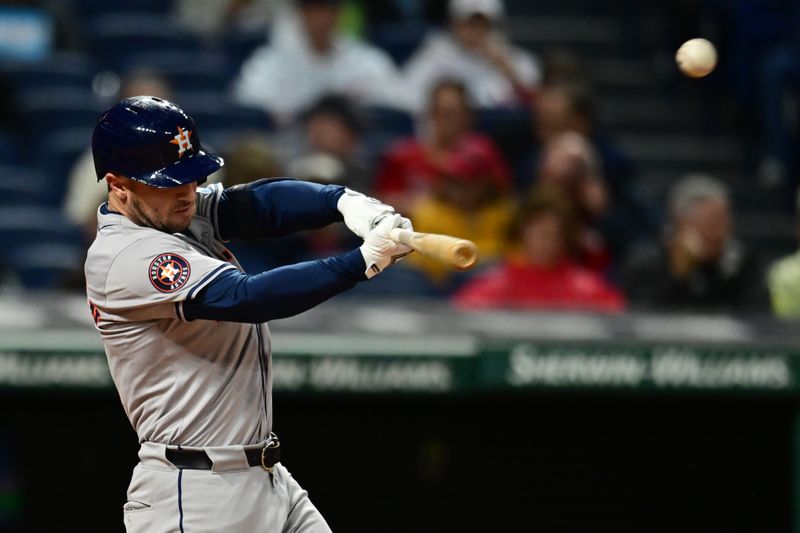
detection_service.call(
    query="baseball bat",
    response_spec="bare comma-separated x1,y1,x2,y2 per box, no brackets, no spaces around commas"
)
388,229,478,271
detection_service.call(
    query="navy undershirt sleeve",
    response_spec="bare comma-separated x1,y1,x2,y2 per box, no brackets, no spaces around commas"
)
217,178,346,241
183,249,366,323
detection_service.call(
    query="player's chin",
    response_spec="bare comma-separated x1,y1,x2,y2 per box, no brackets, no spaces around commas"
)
167,206,195,231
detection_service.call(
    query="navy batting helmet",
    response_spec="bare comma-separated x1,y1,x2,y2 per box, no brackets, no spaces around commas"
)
91,96,223,187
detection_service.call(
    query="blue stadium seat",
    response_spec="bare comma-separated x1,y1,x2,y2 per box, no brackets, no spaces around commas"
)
34,128,93,206
0,205,86,289
6,242,85,290
475,108,531,136
361,105,416,167
177,94,275,133
0,53,97,95
119,51,234,93
0,206,84,251
87,15,201,71
18,88,104,138
363,105,415,137
475,107,533,163
68,0,169,20
0,132,17,164
368,23,430,66
0,166,53,206
222,26,270,68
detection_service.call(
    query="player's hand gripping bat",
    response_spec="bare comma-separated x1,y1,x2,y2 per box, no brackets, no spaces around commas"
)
388,229,478,271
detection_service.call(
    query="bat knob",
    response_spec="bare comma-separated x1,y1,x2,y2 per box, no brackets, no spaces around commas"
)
453,241,478,271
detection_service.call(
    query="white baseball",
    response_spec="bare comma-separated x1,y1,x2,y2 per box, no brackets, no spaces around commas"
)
675,38,717,78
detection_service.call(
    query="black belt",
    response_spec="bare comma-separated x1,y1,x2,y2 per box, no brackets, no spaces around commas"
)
165,433,281,472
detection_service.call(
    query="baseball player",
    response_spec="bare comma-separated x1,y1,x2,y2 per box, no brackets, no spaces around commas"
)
84,96,412,532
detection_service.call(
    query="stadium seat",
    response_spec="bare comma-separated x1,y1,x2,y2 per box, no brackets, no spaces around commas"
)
0,53,97,95
363,105,415,137
367,23,429,66
68,0,169,20
475,107,533,163
222,26,270,69
177,94,275,133
475,108,531,137
87,14,201,71
361,105,416,167
6,242,85,290
0,166,53,206
119,51,234,93
0,132,17,164
0,206,84,253
18,88,104,138
34,128,93,206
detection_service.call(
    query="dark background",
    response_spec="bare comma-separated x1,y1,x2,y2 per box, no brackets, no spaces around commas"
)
2,391,792,532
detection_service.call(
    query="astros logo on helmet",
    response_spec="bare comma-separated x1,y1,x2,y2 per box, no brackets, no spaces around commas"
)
170,126,193,158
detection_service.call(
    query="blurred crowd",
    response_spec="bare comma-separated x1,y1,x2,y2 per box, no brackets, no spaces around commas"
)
0,0,798,318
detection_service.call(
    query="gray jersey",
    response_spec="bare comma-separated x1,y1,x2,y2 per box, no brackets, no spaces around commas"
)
85,184,272,447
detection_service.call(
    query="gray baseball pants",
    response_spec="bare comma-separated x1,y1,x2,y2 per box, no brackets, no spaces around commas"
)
123,441,332,532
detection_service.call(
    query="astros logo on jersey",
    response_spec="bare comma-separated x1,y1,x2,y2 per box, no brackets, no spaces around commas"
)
169,126,193,158
149,254,191,293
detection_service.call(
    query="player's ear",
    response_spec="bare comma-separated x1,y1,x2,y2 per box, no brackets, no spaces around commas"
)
106,173,130,200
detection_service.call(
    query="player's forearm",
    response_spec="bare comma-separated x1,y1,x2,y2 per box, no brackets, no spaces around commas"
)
182,249,366,323
217,178,345,241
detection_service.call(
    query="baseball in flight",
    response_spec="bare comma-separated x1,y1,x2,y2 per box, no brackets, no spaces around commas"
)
676,38,717,78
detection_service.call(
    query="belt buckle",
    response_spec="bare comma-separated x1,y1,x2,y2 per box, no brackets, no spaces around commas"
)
260,434,280,473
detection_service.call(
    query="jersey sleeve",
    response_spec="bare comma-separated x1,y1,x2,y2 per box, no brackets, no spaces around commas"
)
195,183,224,239
102,232,238,321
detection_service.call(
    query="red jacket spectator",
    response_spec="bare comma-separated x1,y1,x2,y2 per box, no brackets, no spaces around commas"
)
453,257,624,312
375,133,510,197
453,184,625,312
372,79,511,212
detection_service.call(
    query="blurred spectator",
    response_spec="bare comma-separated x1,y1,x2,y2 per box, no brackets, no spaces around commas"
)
234,0,404,123
406,136,515,287
522,81,658,259
174,0,287,44
374,79,511,213
63,69,177,239
623,174,767,312
453,185,624,312
222,126,360,273
403,0,540,112
540,48,592,87
767,189,800,318
536,131,612,274
286,93,370,191
217,133,318,273
220,131,284,187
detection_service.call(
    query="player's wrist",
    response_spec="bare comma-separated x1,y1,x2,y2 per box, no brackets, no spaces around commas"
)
359,214,412,279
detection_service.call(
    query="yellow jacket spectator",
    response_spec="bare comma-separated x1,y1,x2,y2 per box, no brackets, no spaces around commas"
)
408,137,514,285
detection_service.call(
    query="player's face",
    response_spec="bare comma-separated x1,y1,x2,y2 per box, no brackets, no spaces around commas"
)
128,180,198,233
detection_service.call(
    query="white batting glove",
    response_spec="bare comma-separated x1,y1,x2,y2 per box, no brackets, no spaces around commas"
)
359,214,414,279
338,188,401,238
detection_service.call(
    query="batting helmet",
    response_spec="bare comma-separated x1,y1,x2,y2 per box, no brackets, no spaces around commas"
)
91,96,223,187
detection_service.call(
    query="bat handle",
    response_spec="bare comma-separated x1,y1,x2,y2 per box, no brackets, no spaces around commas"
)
389,229,479,271
388,228,414,246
